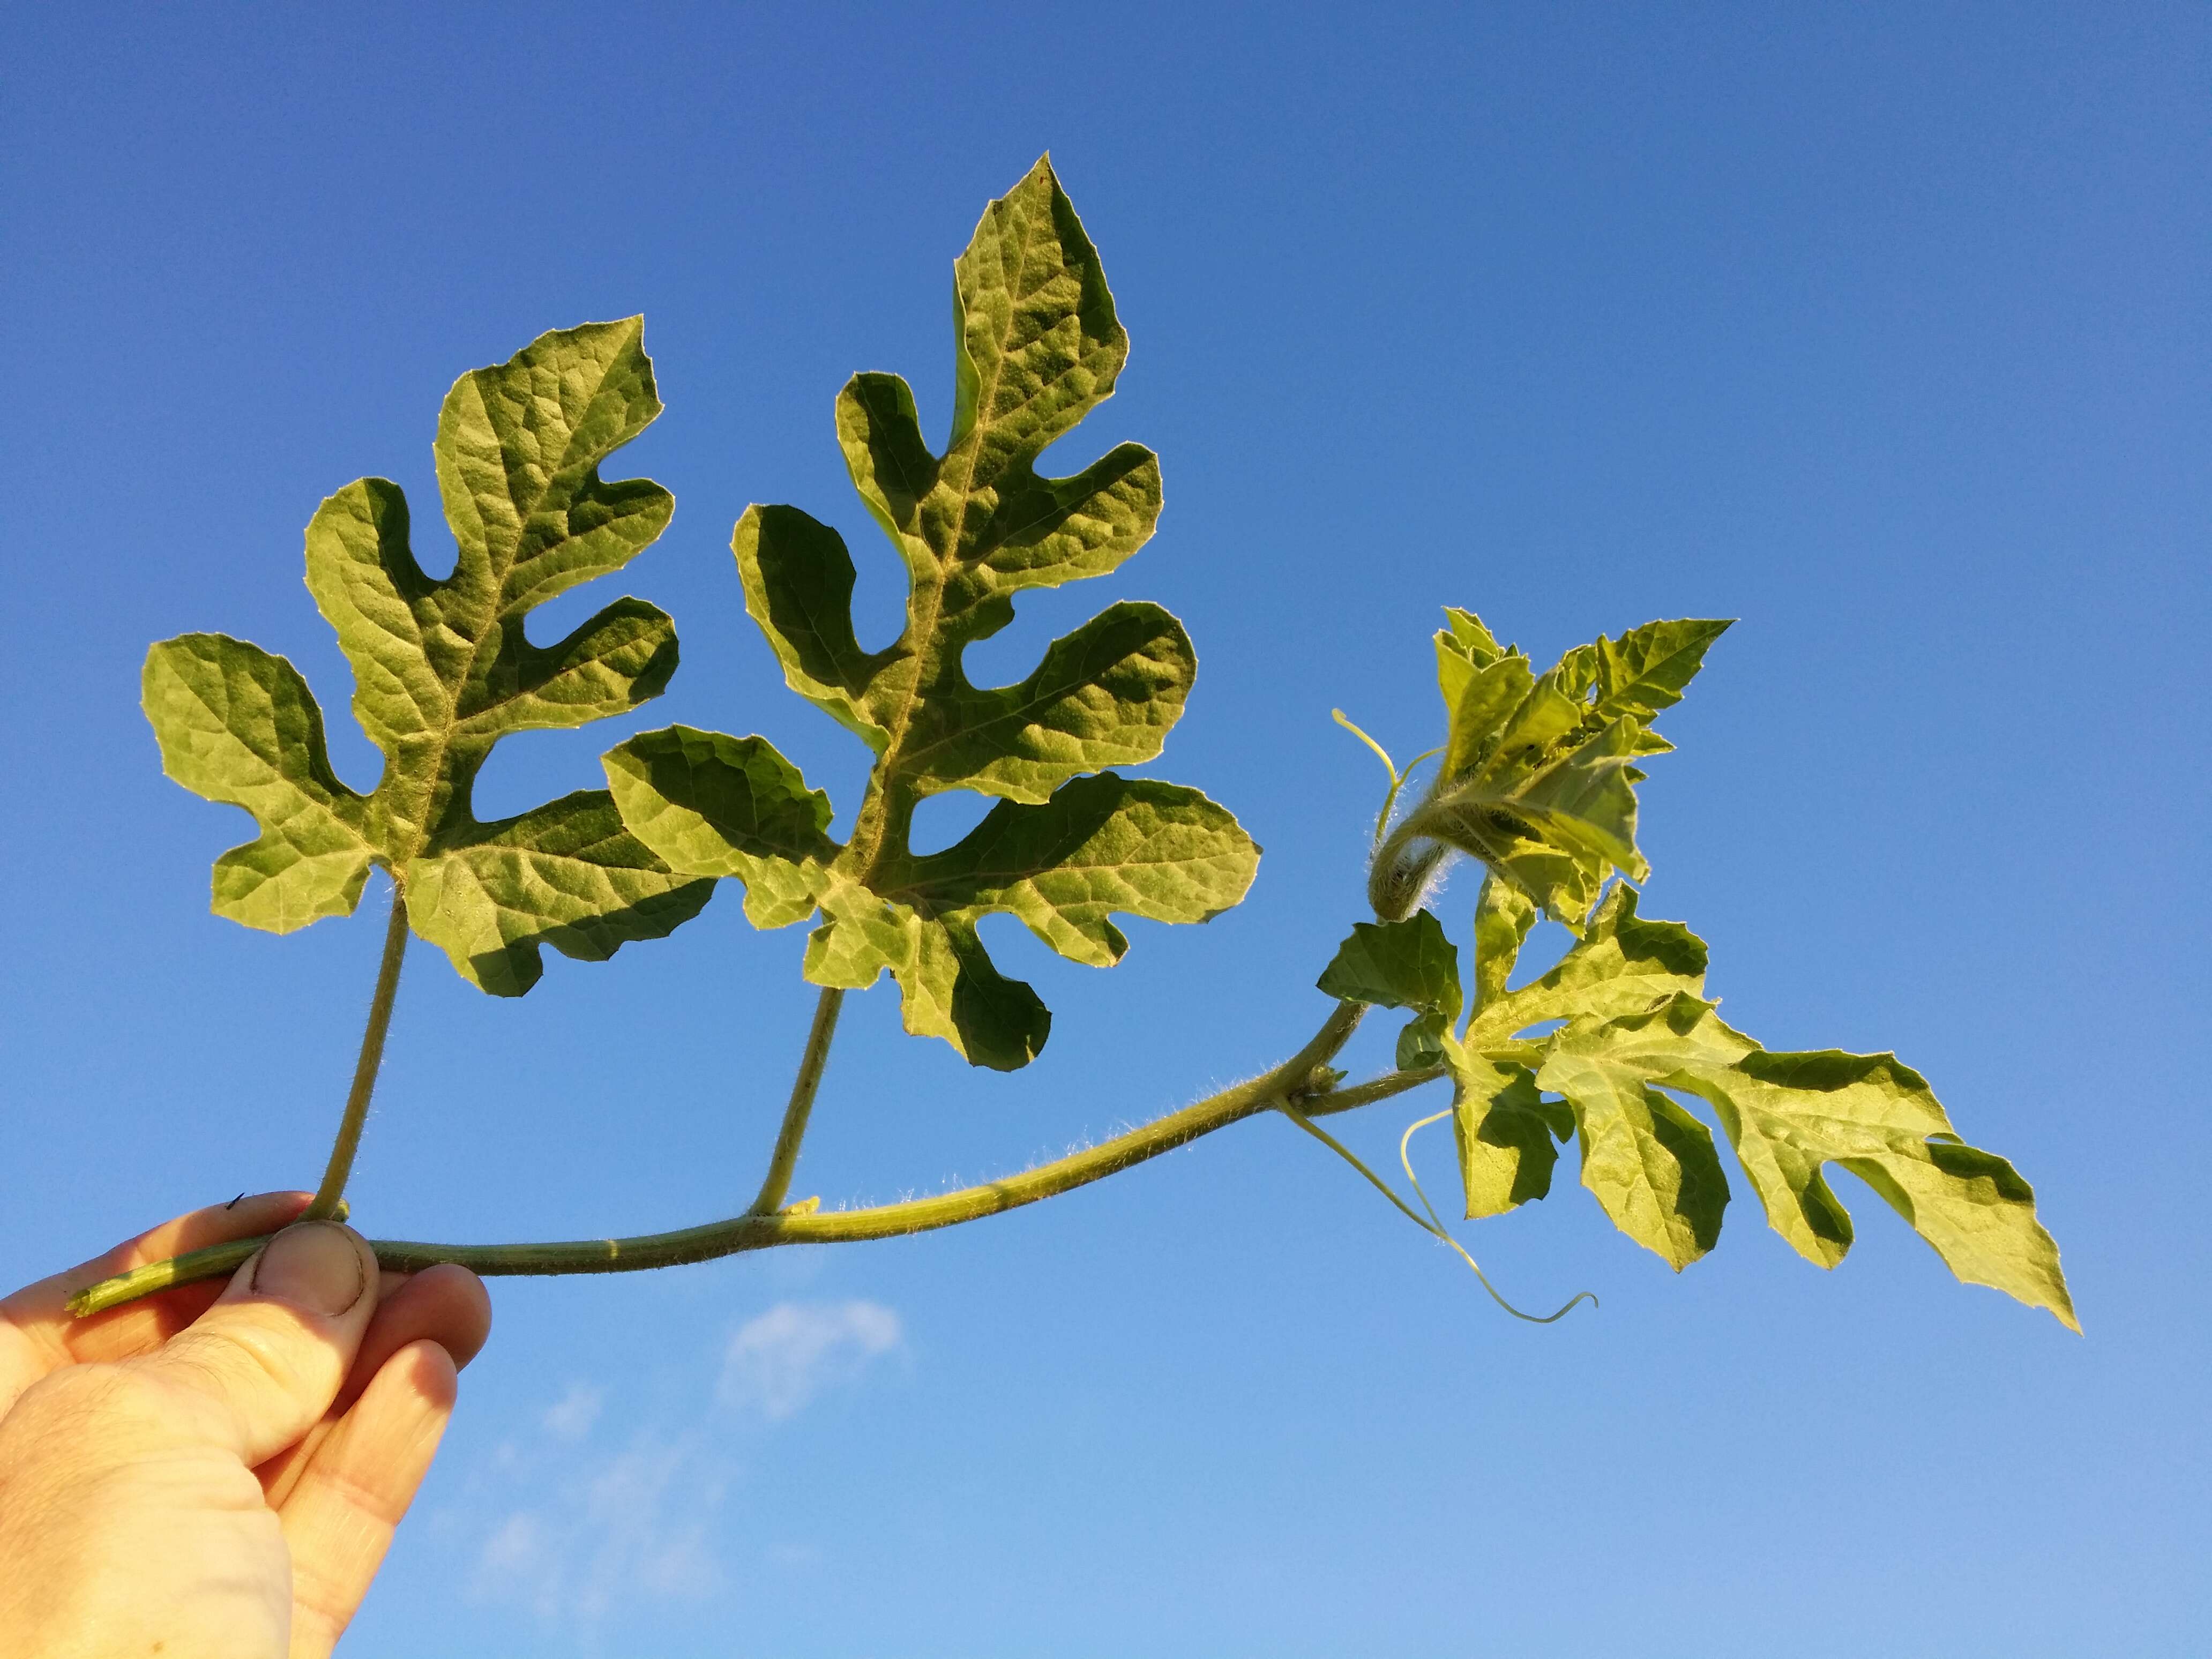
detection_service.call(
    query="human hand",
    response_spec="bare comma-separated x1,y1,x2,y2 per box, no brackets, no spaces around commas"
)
0,1193,491,1658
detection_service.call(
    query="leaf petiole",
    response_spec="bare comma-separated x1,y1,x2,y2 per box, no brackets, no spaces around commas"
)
750,987,845,1215
303,887,410,1222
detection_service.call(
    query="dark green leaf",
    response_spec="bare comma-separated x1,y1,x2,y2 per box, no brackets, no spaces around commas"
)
1396,1012,1449,1071
1317,908,1462,1021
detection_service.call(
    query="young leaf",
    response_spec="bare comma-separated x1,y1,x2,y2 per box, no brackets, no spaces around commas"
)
1376,610,1729,929
144,320,713,993
1535,994,2077,1324
1316,909,1462,1022
1400,716,1647,926
609,159,1258,1068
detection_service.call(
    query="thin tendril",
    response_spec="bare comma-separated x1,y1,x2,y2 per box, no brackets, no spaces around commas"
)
1333,711,1449,856
1281,1102,1435,1232
1332,709,1402,845
1399,1110,1596,1324
1279,1102,1595,1325
1332,708,1399,784
1380,746,1444,839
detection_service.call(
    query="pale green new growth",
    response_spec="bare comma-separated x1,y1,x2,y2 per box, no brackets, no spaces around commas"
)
144,320,712,994
607,158,1258,1068
1318,611,2077,1326
1372,611,1730,928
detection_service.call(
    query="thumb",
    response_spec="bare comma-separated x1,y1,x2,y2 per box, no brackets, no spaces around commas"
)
129,1220,382,1467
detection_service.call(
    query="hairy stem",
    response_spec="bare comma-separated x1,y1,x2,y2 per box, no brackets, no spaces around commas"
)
71,1003,1429,1316
749,988,844,1215
303,888,410,1222
1302,1063,1448,1116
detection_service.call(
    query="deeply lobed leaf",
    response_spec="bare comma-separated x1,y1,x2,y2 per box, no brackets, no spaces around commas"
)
610,159,1257,1068
1317,880,2074,1321
1537,993,2076,1322
145,320,712,993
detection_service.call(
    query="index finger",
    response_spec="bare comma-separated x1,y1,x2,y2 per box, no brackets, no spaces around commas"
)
0,1191,315,1410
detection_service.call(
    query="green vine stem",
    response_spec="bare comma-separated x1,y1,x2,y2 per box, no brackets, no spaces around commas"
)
303,887,411,1222
749,987,845,1215
69,1002,1416,1317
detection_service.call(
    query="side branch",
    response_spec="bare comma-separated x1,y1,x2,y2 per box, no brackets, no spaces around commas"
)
72,1004,1459,1316
1302,1063,1447,1115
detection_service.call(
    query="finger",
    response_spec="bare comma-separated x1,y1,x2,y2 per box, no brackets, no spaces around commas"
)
280,1339,460,1659
258,1265,491,1507
126,1220,380,1467
342,1265,492,1405
0,1191,312,1410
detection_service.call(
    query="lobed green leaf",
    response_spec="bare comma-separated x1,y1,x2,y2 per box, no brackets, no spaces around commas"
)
1467,875,1537,1018
1468,885,1705,1043
601,726,835,928
612,158,1256,1068
1532,993,2076,1324
145,320,711,992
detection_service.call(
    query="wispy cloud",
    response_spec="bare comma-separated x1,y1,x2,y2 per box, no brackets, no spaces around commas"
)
467,1435,724,1623
718,1299,903,1421
443,1298,907,1642
540,1381,603,1443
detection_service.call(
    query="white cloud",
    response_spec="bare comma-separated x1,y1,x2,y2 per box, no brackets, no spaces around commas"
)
540,1382,604,1443
476,1512,545,1577
718,1299,903,1421
452,1303,905,1641
467,1436,724,1623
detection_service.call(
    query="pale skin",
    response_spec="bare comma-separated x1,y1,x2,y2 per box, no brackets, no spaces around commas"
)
0,1194,492,1658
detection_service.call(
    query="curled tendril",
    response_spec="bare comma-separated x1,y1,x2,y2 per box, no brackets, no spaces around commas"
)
1278,1102,1596,1325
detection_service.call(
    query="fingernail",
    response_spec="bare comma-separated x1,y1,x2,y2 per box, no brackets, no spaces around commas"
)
251,1221,368,1316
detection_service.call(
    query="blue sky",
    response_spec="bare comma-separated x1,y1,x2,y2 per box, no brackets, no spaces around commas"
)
3,4,2206,1653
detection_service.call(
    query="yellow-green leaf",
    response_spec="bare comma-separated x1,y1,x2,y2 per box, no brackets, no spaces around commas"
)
1376,609,1727,928
1452,1056,1570,1219
1534,994,2076,1324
